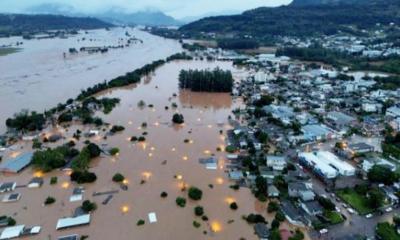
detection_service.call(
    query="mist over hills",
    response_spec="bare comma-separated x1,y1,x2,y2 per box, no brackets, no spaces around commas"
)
24,3,182,26
0,13,112,36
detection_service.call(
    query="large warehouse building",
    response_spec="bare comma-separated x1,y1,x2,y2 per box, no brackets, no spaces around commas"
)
298,151,355,179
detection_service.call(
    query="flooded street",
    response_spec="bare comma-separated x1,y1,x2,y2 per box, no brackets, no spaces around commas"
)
0,27,182,133
0,60,298,240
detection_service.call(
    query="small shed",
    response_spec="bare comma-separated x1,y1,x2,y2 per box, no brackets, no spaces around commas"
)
28,177,44,188
58,235,79,240
148,212,157,223
2,193,21,203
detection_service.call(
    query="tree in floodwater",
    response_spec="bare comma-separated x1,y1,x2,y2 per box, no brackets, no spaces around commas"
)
178,68,233,92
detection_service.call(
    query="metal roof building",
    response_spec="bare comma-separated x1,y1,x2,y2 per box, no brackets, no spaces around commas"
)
298,152,338,179
58,235,79,240
56,214,90,230
0,153,33,173
316,151,356,176
0,225,25,240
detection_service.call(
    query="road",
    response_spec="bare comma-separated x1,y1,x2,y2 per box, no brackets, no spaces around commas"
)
309,175,399,240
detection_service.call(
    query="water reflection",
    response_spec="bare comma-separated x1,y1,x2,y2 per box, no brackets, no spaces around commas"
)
178,90,232,110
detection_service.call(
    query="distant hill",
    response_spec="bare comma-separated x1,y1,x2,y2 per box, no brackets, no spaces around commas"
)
290,0,383,6
0,14,113,36
179,0,400,39
99,10,181,26
25,3,181,27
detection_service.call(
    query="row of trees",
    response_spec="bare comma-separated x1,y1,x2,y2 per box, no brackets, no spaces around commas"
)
32,142,101,182
217,39,259,50
6,110,45,131
178,68,234,92
77,52,193,100
6,52,192,132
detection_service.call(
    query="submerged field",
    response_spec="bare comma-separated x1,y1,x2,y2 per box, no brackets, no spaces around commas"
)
0,47,19,56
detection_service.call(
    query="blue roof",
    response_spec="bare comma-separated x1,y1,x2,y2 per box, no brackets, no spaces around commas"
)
0,153,33,173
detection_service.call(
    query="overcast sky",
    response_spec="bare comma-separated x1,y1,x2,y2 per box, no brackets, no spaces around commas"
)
0,0,292,18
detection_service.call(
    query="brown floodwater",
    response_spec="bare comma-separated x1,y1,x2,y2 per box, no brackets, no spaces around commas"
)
0,27,182,133
0,60,305,240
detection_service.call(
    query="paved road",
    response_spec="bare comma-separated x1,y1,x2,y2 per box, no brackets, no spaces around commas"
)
309,175,399,240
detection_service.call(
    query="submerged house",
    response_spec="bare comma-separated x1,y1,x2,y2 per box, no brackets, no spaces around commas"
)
288,182,315,201
58,235,80,240
0,225,41,240
0,153,33,173
253,223,270,240
0,182,16,193
56,214,91,230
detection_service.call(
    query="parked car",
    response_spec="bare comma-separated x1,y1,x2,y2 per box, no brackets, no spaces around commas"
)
386,207,393,213
366,213,373,219
319,229,328,234
335,206,341,213
347,208,355,214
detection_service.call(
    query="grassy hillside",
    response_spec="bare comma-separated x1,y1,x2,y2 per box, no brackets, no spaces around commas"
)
179,0,400,39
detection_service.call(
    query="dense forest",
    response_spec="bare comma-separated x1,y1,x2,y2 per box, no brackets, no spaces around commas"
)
0,14,112,36
178,68,234,92
179,0,400,41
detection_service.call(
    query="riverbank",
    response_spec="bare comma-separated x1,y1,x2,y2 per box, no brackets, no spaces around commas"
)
0,27,182,133
0,59,297,239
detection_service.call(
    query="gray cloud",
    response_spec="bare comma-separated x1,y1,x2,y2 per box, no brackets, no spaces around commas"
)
0,0,292,18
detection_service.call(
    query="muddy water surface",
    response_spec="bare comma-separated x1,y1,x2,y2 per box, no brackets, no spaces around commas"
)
0,27,181,132
0,60,302,240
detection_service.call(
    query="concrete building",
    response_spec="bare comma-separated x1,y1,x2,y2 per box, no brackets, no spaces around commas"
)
298,152,338,179
386,106,400,118
266,155,287,171
302,124,336,141
315,151,356,176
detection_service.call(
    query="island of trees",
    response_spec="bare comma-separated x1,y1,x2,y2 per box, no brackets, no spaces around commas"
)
178,68,234,92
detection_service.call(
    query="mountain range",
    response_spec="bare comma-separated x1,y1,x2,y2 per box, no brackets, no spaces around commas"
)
25,3,182,26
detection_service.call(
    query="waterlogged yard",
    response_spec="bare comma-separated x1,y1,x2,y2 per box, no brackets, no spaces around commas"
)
324,210,344,225
337,189,374,215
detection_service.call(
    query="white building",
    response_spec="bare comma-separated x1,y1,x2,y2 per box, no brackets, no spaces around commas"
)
298,152,338,179
362,103,381,113
315,151,356,176
362,158,396,172
389,118,400,132
387,107,400,118
266,155,287,171
56,214,91,230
